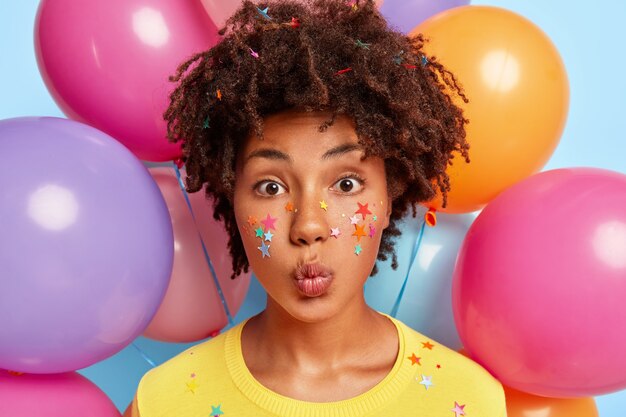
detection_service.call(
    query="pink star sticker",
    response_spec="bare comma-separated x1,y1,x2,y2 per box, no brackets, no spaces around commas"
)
452,402,466,417
368,224,376,237
261,213,277,231
349,215,359,225
330,227,341,238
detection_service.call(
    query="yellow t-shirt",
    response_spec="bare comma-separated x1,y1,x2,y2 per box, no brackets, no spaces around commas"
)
133,312,506,417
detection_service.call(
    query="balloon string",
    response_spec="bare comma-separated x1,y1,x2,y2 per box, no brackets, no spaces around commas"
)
390,218,426,318
172,163,234,326
131,342,157,368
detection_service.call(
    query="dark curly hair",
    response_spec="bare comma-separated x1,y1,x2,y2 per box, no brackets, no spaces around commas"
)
164,0,469,279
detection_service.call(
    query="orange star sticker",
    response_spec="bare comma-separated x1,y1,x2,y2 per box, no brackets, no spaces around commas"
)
422,341,435,350
247,215,257,226
407,353,422,365
216,89,222,101
285,201,294,212
352,223,367,241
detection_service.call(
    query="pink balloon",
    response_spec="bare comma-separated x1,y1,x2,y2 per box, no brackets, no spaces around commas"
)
453,167,626,397
143,167,251,343
0,370,120,417
35,0,221,162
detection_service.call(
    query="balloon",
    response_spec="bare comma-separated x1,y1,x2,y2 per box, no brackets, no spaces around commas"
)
453,167,626,397
379,0,468,34
413,6,569,213
365,206,474,349
0,370,121,417
142,167,251,343
35,0,221,162
0,117,174,373
503,385,598,417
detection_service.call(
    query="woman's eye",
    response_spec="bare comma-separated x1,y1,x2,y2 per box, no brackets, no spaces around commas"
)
332,176,364,193
255,180,286,196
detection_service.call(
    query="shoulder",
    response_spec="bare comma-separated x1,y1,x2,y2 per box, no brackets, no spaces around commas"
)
394,317,507,417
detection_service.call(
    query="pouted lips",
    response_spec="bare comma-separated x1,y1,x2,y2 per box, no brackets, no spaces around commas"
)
294,262,334,297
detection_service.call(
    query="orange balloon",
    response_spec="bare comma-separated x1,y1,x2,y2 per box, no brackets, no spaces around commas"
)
503,385,598,417
412,6,569,213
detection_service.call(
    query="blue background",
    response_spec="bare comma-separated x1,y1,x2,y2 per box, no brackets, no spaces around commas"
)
1,0,624,414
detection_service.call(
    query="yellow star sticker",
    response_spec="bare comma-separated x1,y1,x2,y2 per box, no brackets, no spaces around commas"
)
320,200,328,211
185,379,198,394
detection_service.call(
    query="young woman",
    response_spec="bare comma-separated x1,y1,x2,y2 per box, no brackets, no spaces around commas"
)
126,1,507,415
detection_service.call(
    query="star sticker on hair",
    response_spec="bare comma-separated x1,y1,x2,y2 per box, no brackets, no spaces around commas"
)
285,201,294,212
421,55,429,67
256,6,272,20
203,116,210,129
185,379,198,394
330,227,341,238
349,215,359,225
354,244,362,255
261,213,277,231
255,227,264,238
407,353,421,365
320,200,328,211
355,202,372,220
247,215,257,226
418,375,434,390
258,241,271,258
210,404,224,416
368,224,376,238
422,341,435,350
290,17,300,28
452,402,466,417
352,224,367,241
355,39,371,49
216,89,222,101
249,47,259,59
264,230,274,242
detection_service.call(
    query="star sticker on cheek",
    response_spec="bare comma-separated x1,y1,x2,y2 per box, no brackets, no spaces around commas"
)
349,215,359,225
247,216,257,226
354,244,362,255
368,224,376,238
320,200,329,211
352,223,367,241
372,214,378,221
258,241,271,258
284,202,294,212
355,202,372,220
255,227,264,238
330,227,341,238
452,402,466,417
261,213,277,231
264,230,274,241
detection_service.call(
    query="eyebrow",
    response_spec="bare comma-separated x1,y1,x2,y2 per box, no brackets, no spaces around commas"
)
245,142,362,165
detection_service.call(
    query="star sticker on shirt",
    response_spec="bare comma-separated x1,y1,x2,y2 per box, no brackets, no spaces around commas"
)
185,379,198,394
407,353,421,365
258,241,271,258
418,374,434,390
452,402,466,417
355,202,372,220
261,213,277,231
422,341,435,350
320,200,329,211
352,224,367,241
264,230,274,242
349,214,359,225
330,227,341,238
210,404,224,416
354,244,362,255
255,227,264,238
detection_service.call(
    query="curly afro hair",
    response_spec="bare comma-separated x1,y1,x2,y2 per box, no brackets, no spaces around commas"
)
164,0,470,279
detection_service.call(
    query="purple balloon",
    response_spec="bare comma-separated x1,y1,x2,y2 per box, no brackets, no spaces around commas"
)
379,0,470,34
0,117,174,373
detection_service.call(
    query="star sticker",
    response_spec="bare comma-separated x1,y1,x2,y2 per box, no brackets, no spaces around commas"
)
354,244,362,255
216,89,222,101
247,215,257,226
211,404,224,416
352,224,367,241
264,230,274,241
368,224,376,238
203,116,210,129
285,201,294,212
330,227,341,238
249,47,259,59
437,364,441,369
261,213,277,231
418,375,434,390
349,215,359,225
190,372,196,378
422,341,435,350
355,39,371,49
407,353,421,365
256,6,272,20
258,241,271,258
255,227,264,238
372,214,378,221
185,379,198,394
320,200,329,211
452,402,466,417
355,202,372,220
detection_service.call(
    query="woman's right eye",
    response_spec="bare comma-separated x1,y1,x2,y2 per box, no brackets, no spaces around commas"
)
255,180,287,196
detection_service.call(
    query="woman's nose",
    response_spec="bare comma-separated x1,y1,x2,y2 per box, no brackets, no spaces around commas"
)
289,197,329,246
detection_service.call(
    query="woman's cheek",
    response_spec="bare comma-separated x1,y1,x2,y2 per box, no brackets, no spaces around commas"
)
326,198,386,257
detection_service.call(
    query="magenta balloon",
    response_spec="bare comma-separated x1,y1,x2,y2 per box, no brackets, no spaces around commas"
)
453,167,626,397
0,370,121,417
34,0,221,162
0,117,174,374
380,0,469,33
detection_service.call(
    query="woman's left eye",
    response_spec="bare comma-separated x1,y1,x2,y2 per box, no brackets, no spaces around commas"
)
255,180,287,196
331,175,365,194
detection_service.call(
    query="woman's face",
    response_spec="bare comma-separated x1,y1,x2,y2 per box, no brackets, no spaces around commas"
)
233,109,391,323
